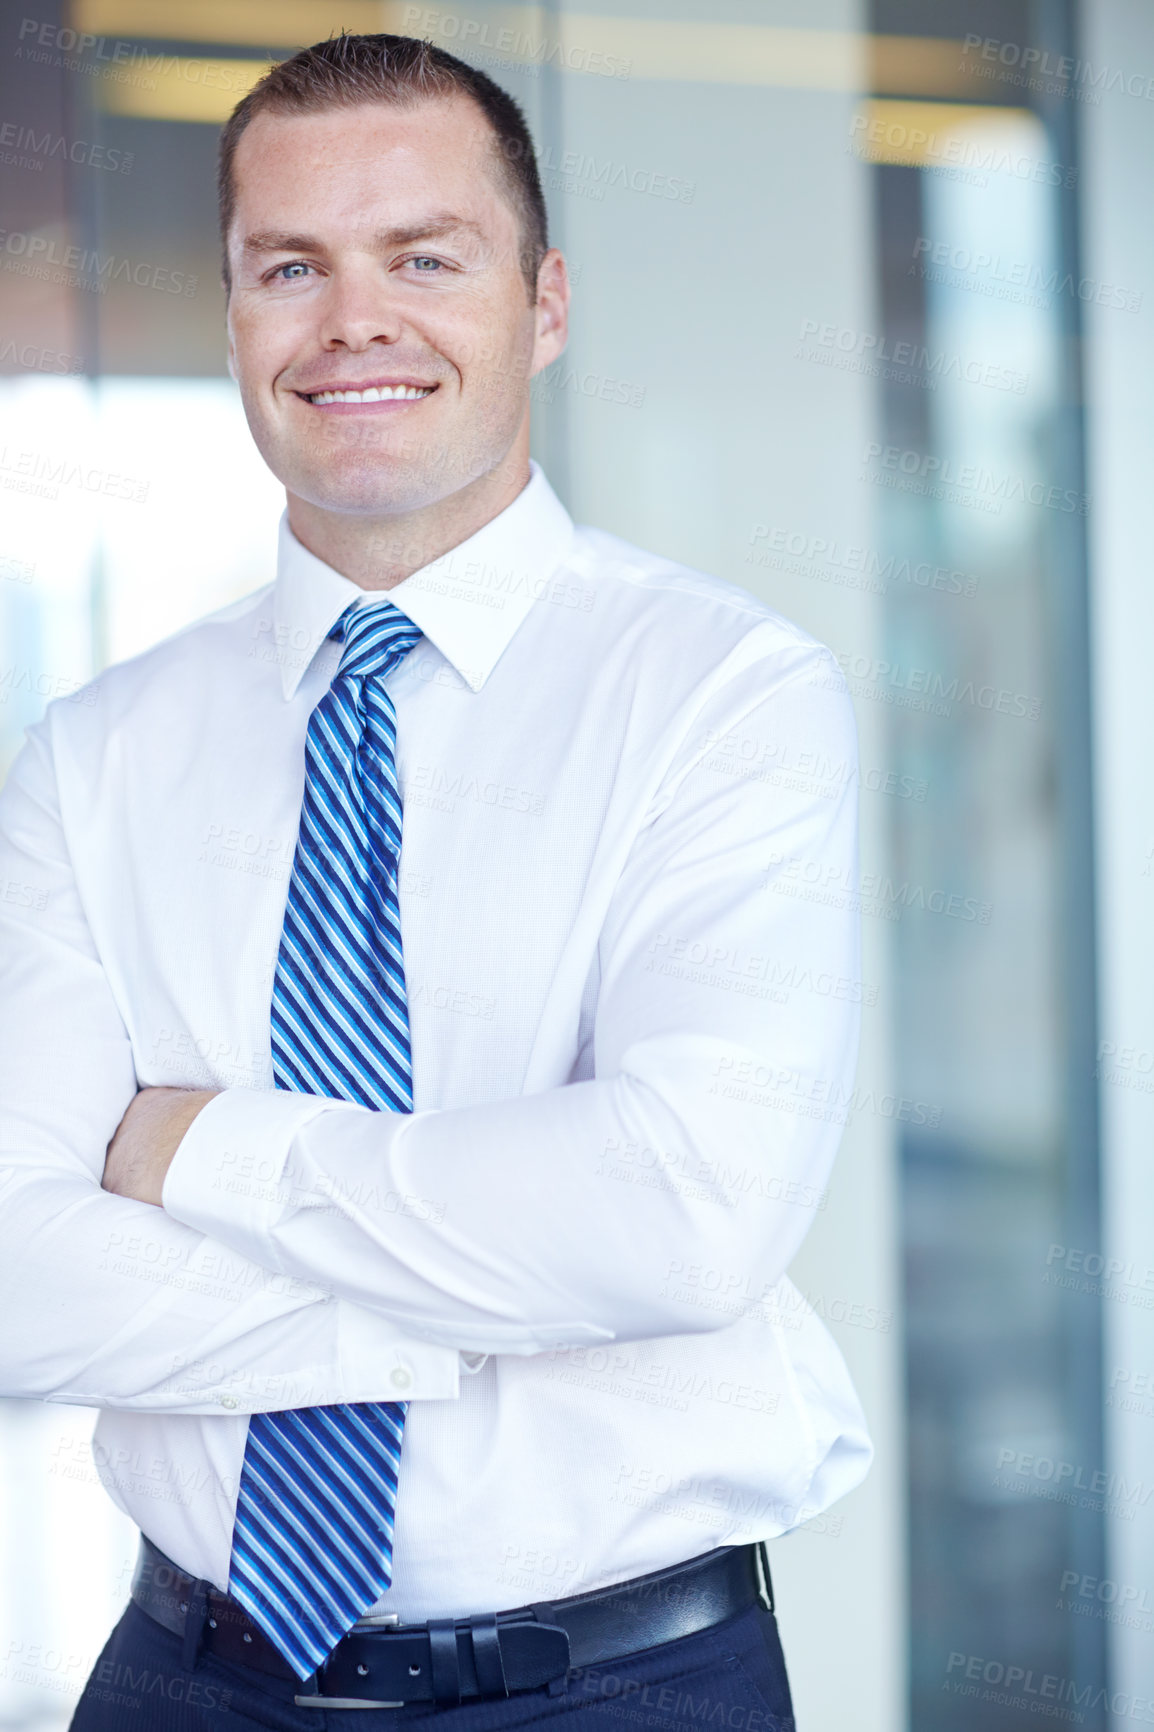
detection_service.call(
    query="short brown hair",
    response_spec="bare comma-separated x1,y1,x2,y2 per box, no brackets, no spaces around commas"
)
218,33,549,302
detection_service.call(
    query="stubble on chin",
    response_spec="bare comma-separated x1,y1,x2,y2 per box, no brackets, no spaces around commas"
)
284,402,525,515
288,432,475,517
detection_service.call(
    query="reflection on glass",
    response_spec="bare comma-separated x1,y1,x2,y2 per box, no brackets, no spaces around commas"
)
874,106,1105,1728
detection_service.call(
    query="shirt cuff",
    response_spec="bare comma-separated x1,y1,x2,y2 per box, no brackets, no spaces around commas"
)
163,1086,461,1405
162,1084,362,1253
337,1296,461,1405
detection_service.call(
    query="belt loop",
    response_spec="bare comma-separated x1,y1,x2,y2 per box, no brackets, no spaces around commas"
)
179,1578,211,1673
469,1612,509,1698
755,1541,775,1614
427,1618,462,1704
528,1603,569,1697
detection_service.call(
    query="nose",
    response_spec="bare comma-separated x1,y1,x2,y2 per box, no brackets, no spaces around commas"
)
317,258,404,351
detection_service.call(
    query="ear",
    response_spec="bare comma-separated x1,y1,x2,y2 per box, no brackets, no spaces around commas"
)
226,329,238,383
530,248,570,375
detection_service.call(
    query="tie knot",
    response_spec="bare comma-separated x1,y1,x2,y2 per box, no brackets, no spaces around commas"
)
331,599,423,681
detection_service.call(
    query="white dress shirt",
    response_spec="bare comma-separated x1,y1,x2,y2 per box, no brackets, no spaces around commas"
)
0,458,871,1622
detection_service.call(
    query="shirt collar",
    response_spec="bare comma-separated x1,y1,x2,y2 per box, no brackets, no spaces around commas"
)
270,458,576,701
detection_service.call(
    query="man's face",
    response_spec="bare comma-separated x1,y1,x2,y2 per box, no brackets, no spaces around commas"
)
225,95,563,517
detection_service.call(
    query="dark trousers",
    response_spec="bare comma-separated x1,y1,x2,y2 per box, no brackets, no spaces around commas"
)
69,1595,794,1732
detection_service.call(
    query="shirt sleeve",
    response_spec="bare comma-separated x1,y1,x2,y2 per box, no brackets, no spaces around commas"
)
0,713,460,1414
164,642,863,1357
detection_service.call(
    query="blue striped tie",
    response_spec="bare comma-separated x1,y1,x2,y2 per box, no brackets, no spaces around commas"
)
228,598,423,1679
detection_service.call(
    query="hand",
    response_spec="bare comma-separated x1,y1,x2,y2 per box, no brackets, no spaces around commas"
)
102,1086,222,1206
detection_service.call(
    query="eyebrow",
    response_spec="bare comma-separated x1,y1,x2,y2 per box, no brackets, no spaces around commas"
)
240,216,488,259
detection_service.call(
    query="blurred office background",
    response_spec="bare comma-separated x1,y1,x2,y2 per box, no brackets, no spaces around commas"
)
1,0,1152,1727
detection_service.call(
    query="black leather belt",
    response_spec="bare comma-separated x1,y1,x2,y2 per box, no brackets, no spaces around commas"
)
131,1533,774,1710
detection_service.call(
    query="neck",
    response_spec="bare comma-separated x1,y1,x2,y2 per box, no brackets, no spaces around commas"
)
285,444,533,592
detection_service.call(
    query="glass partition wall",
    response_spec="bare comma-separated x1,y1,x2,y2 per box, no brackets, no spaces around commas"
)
868,1,1105,1724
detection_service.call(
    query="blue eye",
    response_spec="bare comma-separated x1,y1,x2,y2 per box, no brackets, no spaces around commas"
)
410,257,443,271
275,261,311,281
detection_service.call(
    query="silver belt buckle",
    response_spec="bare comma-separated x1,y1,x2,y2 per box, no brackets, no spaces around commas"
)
294,1699,406,1711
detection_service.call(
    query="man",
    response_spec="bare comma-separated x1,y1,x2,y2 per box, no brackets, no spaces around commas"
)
0,31,870,1731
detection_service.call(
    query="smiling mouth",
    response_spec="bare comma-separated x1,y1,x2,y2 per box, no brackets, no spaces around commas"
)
298,384,437,405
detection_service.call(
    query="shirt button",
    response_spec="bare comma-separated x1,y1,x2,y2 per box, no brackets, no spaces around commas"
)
219,1395,239,1409
390,1367,413,1391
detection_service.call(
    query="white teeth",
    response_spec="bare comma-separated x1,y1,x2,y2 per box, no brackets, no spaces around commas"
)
308,385,433,404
